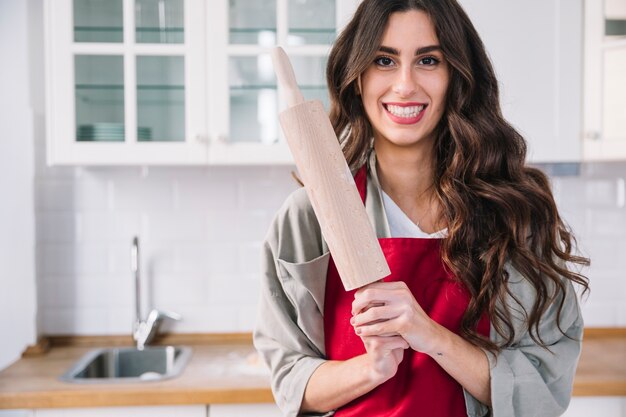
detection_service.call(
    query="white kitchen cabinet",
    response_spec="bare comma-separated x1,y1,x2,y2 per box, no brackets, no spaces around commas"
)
44,0,360,165
44,0,209,165
208,403,281,417
45,0,583,165
33,405,207,417
583,0,626,160
459,0,584,163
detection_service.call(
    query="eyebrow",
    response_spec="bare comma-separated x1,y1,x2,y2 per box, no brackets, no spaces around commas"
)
378,45,442,55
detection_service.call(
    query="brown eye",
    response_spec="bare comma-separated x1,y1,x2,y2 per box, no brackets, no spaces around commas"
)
374,56,395,67
418,56,440,66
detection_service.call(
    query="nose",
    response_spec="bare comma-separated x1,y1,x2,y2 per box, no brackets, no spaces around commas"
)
392,65,418,98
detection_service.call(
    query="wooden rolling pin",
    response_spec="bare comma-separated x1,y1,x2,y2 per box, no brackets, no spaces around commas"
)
271,47,390,291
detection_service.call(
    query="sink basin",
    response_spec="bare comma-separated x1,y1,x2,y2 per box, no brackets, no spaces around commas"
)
60,346,192,383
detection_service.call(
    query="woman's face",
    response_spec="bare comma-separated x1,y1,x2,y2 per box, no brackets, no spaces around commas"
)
360,10,449,151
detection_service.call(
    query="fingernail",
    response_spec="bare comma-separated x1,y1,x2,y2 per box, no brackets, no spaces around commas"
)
355,327,361,335
350,317,355,325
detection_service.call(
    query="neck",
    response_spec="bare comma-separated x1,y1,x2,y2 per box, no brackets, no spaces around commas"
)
374,140,435,201
374,138,441,231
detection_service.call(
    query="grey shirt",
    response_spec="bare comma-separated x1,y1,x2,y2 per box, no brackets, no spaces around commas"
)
253,152,584,417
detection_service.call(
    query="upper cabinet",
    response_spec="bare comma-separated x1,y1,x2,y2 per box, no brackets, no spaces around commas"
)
45,0,209,165
584,0,626,161
459,0,584,164
46,0,590,166
44,0,359,165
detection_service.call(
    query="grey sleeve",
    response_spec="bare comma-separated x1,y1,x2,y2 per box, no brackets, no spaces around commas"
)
487,269,584,417
253,190,333,417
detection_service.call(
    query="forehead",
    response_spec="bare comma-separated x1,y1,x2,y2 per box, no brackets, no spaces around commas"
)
380,10,439,49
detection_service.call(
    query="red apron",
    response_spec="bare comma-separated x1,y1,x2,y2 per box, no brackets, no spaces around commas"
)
323,166,490,417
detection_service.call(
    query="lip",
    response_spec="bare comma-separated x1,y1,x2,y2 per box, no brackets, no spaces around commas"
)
383,102,427,125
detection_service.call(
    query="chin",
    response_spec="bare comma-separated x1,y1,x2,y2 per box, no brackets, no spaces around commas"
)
377,129,433,148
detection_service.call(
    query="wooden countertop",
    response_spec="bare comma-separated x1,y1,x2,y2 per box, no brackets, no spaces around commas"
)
0,335,274,409
573,328,626,396
0,329,624,409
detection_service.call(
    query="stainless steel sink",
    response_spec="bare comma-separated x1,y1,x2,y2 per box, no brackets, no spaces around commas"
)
60,345,192,383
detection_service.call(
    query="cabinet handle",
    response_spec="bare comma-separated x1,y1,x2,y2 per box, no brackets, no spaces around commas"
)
217,134,229,143
584,131,601,141
195,134,209,143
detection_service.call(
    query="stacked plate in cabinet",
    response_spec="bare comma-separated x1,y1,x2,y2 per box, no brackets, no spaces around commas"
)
76,123,152,141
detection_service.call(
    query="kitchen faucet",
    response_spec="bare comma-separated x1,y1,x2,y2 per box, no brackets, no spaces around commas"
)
131,236,181,350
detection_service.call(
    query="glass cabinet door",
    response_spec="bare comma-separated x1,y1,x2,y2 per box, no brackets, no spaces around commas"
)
227,55,327,144
71,0,192,144
288,0,335,45
229,55,277,144
46,0,206,164
75,55,125,142
288,56,329,108
218,0,344,163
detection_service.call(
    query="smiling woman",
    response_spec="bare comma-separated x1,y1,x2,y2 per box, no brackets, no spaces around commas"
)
254,1,590,416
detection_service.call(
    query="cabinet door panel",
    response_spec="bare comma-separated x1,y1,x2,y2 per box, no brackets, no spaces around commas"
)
135,0,185,44
73,0,124,43
74,55,125,142
229,0,277,45
584,0,626,160
287,0,335,45
459,0,582,163
136,55,186,142
228,55,278,144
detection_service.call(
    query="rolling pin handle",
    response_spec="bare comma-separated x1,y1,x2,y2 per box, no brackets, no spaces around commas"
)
271,47,305,108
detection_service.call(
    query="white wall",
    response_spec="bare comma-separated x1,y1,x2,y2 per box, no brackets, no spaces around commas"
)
553,163,626,326
0,0,38,369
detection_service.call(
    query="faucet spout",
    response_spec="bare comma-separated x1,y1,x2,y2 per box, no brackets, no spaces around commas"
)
131,236,181,350
131,236,141,328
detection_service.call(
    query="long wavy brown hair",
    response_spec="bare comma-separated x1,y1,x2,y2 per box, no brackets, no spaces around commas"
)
327,0,589,351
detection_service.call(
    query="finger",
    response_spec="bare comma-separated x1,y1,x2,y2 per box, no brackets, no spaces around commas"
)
352,289,388,316
355,319,395,337
360,301,385,314
351,304,400,327
352,283,412,315
357,281,407,291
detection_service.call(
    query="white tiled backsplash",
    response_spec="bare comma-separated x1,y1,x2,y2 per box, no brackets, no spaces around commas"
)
35,141,626,334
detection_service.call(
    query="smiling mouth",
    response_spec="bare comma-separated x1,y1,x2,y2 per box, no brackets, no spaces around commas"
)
384,103,426,118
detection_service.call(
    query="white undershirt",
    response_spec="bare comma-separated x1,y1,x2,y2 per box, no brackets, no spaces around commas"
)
381,190,448,239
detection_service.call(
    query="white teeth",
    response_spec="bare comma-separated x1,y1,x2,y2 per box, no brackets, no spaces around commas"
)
386,104,424,118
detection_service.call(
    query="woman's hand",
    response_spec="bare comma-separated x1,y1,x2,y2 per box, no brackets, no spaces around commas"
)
360,334,408,383
351,281,444,356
